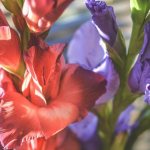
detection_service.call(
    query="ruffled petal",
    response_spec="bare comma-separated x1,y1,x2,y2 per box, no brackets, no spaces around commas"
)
24,42,65,104
0,92,43,149
37,64,106,139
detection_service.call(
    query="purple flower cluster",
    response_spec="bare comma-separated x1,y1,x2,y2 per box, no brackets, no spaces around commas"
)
67,0,122,144
129,22,150,104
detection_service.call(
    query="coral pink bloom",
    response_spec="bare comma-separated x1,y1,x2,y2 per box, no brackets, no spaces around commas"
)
0,40,106,149
22,0,73,33
0,10,21,72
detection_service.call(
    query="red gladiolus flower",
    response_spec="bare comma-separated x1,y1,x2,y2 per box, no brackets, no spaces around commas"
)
0,10,21,72
22,0,73,33
0,40,106,149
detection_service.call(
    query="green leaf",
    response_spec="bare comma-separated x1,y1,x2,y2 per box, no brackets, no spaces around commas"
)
1,0,21,15
130,0,150,25
145,11,150,23
16,0,24,8
105,42,124,76
21,25,30,51
113,29,126,61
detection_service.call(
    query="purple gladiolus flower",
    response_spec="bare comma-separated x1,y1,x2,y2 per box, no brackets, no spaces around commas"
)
70,112,98,142
85,0,117,46
116,105,137,133
70,112,101,150
129,22,150,104
67,21,119,104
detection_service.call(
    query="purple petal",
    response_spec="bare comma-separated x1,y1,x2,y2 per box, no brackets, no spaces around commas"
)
67,21,119,103
116,105,137,133
69,112,98,142
140,22,150,62
128,61,142,92
67,21,105,70
129,22,150,96
144,83,150,105
93,57,119,104
85,0,117,46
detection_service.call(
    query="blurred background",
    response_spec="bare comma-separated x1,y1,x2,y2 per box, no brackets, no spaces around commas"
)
46,0,132,46
0,0,150,150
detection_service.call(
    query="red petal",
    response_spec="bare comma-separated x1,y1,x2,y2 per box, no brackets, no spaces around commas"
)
0,92,43,149
35,64,106,139
0,26,11,40
56,128,81,150
22,0,73,32
37,101,79,139
24,43,65,103
0,26,21,71
57,64,106,111
0,68,16,94
44,0,73,24
0,10,8,26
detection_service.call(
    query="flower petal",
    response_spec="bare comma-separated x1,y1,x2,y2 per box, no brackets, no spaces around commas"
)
24,42,65,104
0,68,16,94
85,0,117,46
23,0,73,33
67,21,105,70
93,58,120,104
67,22,119,103
37,101,79,139
0,13,21,72
0,92,43,149
0,10,8,26
57,64,106,111
70,112,98,142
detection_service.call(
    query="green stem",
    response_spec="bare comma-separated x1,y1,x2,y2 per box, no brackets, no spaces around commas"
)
126,24,143,74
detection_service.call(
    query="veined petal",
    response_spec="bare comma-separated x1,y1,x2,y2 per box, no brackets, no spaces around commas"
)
0,92,43,149
24,42,65,104
37,64,106,139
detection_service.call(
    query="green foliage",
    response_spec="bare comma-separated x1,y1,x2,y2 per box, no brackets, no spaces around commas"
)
130,0,150,25
1,0,21,15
